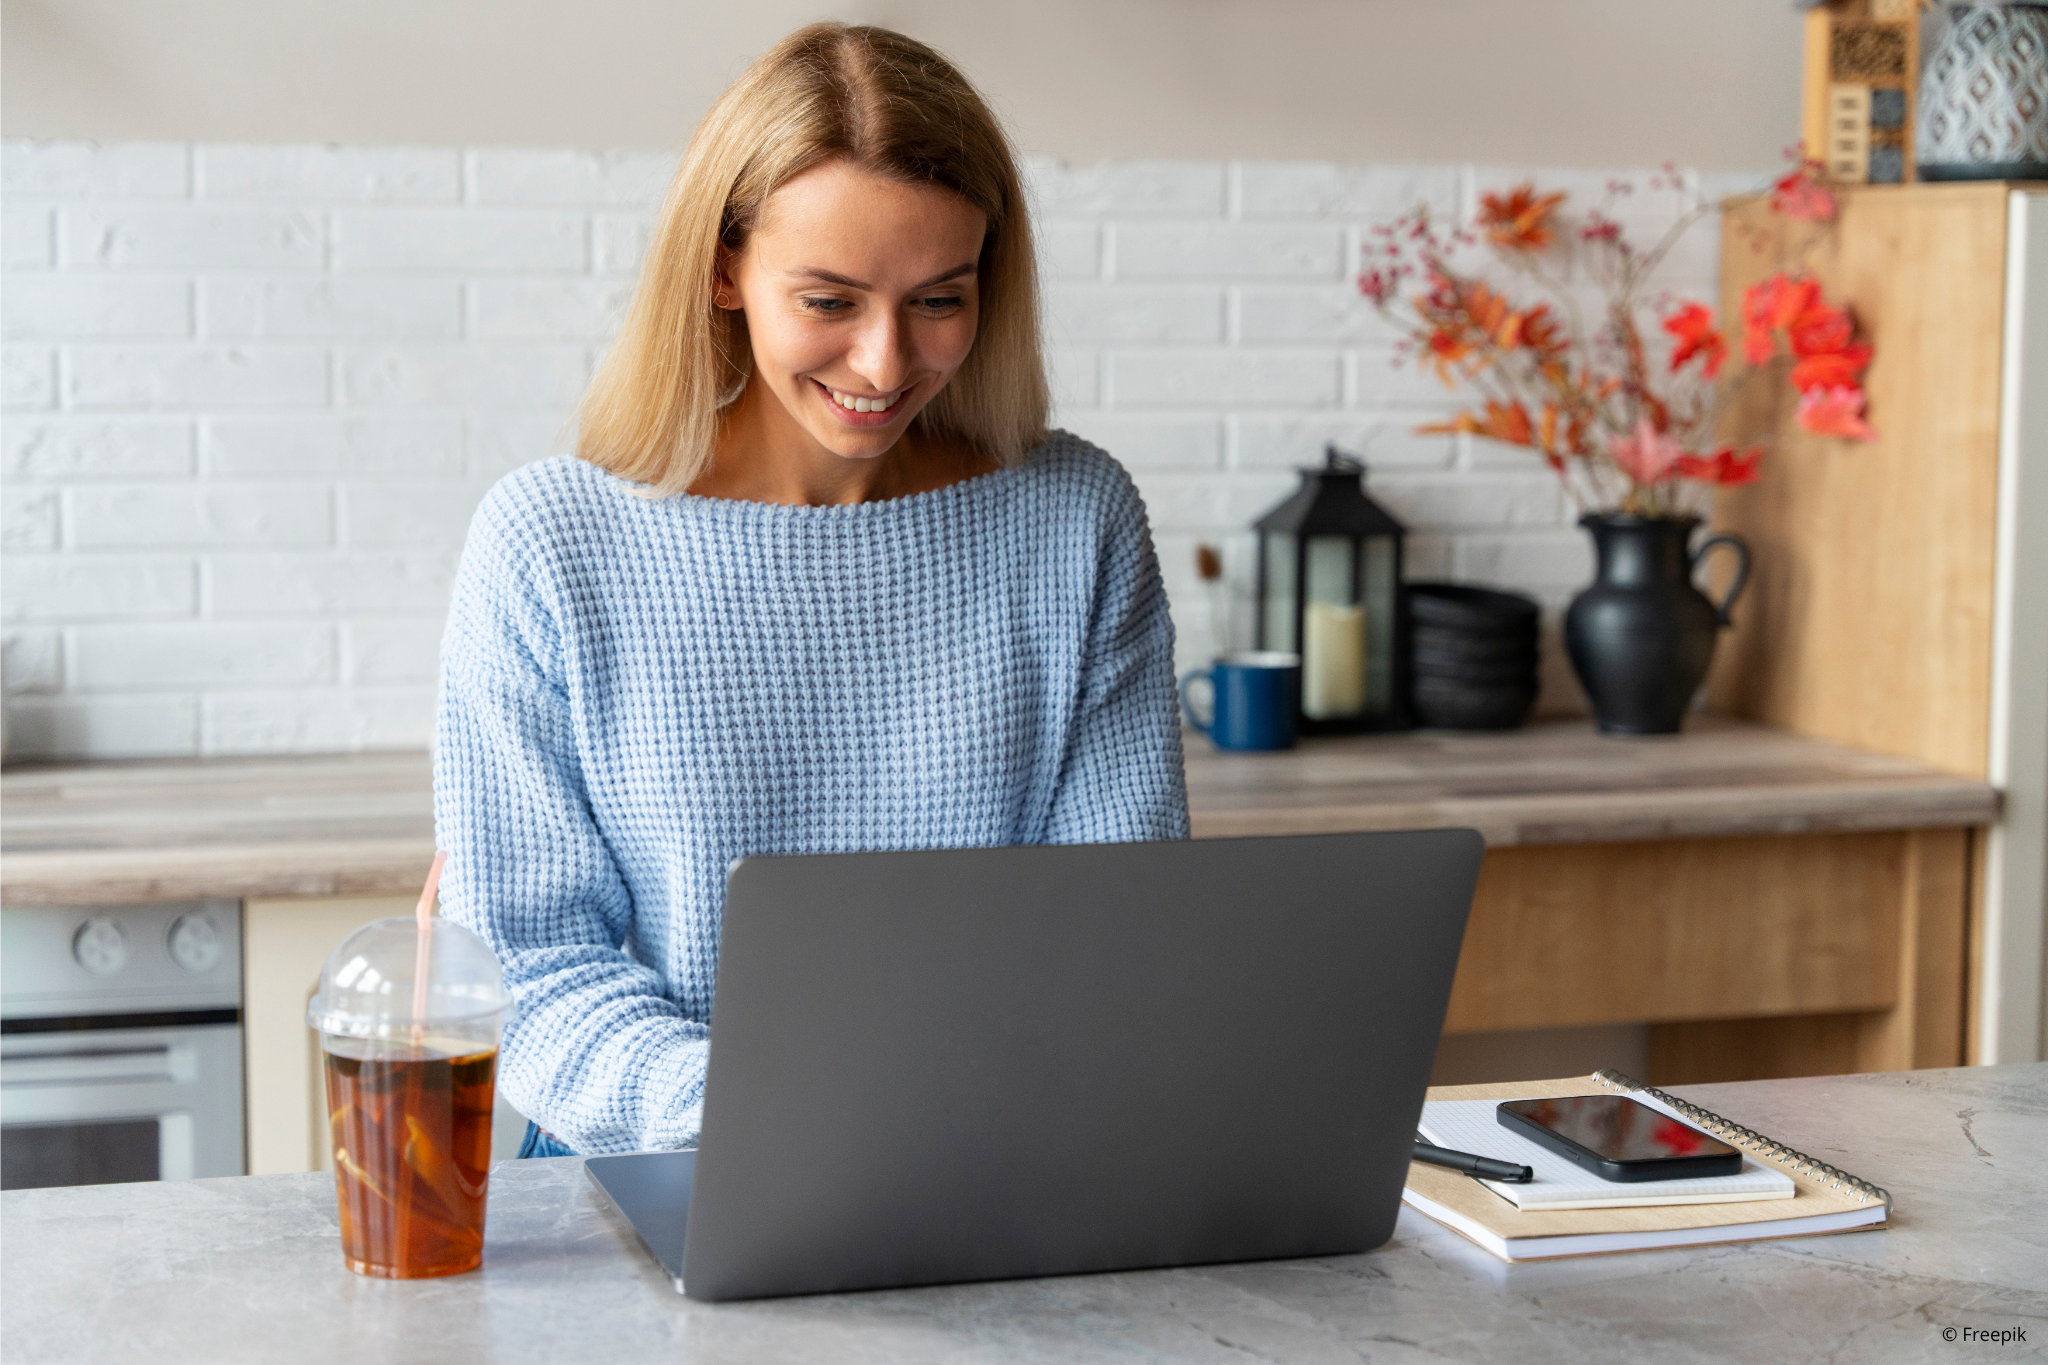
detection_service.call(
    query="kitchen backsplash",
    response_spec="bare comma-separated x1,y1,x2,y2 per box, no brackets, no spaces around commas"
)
0,142,1746,759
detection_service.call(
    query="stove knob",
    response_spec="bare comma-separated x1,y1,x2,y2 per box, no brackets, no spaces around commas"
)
167,912,224,973
72,916,129,975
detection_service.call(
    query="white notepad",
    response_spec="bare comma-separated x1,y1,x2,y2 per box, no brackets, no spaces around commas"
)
1419,1095,1797,1210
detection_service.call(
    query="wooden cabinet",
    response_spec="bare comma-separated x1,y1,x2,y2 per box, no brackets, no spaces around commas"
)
1184,719,1995,1085
1712,184,2048,1067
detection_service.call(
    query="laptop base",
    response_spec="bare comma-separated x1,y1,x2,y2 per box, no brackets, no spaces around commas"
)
585,1150,695,1294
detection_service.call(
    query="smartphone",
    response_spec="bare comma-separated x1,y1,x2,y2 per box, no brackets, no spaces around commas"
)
1497,1095,1744,1182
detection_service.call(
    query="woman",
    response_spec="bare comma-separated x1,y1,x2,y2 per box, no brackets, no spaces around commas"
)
435,22,1187,1159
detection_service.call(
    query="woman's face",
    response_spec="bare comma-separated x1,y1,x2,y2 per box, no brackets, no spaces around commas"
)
720,160,987,464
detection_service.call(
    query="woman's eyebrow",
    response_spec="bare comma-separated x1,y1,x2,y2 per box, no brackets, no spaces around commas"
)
913,264,977,289
786,263,977,290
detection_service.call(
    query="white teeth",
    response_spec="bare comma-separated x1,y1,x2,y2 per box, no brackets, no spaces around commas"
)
827,386,898,413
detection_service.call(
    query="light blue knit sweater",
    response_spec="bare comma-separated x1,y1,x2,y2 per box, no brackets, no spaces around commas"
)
433,433,1189,1155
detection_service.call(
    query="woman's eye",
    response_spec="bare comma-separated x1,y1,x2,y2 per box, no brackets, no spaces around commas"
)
916,295,966,313
800,297,853,314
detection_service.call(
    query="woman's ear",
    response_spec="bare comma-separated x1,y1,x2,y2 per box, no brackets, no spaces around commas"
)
712,251,739,311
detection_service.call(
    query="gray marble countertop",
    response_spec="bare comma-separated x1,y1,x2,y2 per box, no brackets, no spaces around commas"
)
4,1064,2042,1364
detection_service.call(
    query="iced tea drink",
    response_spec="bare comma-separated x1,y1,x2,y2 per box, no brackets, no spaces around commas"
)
324,1042,497,1278
308,911,511,1280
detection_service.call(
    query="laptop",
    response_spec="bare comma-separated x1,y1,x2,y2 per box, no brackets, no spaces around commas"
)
584,828,1483,1301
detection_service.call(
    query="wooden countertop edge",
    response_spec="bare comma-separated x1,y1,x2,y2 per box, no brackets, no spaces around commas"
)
1188,782,2001,843
0,838,440,908
2,780,2000,906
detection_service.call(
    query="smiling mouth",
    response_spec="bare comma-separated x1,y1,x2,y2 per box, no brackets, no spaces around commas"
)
815,379,906,414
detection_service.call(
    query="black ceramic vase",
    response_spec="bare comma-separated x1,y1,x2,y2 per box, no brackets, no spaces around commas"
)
1563,514,1750,735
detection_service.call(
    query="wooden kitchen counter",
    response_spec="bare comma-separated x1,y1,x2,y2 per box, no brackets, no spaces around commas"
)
1,718,2000,1115
0,750,439,908
1184,714,1996,843
0,717,1995,907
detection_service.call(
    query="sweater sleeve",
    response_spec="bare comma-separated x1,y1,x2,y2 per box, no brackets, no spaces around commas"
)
1042,467,1191,844
433,486,707,1155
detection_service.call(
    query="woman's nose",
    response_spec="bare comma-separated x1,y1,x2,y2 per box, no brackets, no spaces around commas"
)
846,310,912,392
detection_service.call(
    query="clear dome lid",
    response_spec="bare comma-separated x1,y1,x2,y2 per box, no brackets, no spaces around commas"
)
307,917,512,1041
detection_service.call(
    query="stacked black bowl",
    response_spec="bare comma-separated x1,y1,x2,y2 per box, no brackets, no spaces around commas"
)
1406,582,1541,730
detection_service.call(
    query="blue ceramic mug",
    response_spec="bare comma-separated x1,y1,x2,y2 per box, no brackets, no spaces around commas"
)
1180,651,1300,751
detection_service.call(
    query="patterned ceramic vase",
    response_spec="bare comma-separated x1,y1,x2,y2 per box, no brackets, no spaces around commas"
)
1918,3,2048,180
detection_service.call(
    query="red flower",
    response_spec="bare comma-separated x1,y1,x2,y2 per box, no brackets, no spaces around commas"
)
1458,279,1520,346
1674,445,1764,485
1607,418,1686,486
1420,399,1535,448
1740,276,1808,364
1524,306,1567,355
1762,275,1821,334
1770,164,1836,224
1477,184,1566,252
1743,274,1866,378
1661,302,1727,378
1422,324,1476,383
1789,345,1872,393
1581,214,1622,244
1797,386,1877,441
1787,303,1853,357
1358,269,1396,305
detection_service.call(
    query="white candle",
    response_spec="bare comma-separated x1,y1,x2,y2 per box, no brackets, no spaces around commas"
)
1302,601,1367,719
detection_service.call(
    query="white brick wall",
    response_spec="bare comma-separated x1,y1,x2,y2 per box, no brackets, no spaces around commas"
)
1,140,1738,759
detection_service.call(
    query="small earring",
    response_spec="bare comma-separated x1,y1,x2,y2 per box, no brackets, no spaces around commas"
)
713,292,731,308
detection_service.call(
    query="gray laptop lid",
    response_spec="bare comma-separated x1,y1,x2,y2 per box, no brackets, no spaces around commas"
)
589,828,1481,1301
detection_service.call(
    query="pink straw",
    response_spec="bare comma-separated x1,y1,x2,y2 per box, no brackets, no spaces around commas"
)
410,850,448,1045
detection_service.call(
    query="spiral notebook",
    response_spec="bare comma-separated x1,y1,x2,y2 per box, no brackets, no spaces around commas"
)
1401,1071,1891,1262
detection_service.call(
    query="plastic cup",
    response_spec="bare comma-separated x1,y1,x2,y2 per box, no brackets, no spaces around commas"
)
307,916,511,1279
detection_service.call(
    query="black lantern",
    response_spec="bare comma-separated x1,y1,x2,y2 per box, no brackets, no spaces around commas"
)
1253,446,1410,733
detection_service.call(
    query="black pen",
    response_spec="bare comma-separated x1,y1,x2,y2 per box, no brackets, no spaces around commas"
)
1413,1138,1534,1183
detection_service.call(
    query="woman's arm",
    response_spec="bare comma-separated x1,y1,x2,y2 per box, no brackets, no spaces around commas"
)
1042,470,1190,844
433,486,706,1154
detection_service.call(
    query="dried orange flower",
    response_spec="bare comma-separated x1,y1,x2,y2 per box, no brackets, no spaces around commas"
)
1477,184,1566,252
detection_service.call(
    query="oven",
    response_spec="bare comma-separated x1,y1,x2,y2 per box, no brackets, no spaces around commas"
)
1,900,244,1189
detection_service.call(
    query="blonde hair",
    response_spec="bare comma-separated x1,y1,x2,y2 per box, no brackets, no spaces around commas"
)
576,22,1050,492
